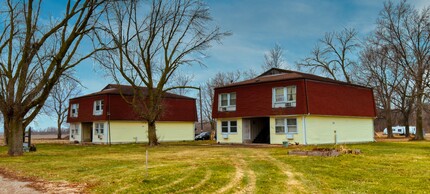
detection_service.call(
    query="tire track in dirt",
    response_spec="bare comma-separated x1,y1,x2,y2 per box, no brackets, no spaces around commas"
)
145,165,198,193
214,155,246,194
249,149,307,193
236,162,256,194
173,167,212,193
112,165,195,193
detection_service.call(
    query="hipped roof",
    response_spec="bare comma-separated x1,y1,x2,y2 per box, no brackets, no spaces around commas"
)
216,68,369,89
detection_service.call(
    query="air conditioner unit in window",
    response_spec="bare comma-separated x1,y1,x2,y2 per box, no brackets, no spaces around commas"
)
285,102,293,107
221,107,227,111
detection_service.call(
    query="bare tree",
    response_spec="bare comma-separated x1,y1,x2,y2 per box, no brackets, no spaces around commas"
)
262,43,285,71
300,28,360,83
360,44,403,138
97,0,229,146
374,1,430,140
44,75,82,139
0,0,106,156
169,71,195,96
201,70,255,140
392,76,415,137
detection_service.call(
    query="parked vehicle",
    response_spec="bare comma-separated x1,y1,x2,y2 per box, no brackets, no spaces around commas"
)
195,132,211,140
383,126,417,135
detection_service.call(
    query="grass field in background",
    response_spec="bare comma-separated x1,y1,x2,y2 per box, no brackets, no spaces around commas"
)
0,141,429,193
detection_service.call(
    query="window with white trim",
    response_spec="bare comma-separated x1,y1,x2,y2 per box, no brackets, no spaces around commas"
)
70,124,79,138
93,100,104,115
95,123,104,135
275,118,297,134
219,92,236,111
272,86,296,108
221,121,237,133
70,104,79,117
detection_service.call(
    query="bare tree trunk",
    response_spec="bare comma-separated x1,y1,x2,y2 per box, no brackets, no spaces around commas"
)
148,121,158,146
7,117,24,156
3,122,8,145
386,100,394,138
415,92,425,140
405,124,410,138
57,120,62,140
210,120,216,140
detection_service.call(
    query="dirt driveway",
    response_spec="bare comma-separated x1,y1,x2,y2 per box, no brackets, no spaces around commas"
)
0,174,41,194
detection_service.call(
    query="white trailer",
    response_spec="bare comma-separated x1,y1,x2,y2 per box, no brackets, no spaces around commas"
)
383,126,416,135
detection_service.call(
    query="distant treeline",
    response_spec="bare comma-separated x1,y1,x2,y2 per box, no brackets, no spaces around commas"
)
27,127,69,135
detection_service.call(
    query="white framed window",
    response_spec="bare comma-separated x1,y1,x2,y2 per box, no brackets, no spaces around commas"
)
272,86,296,108
275,118,297,134
70,104,79,117
221,121,237,134
93,100,104,115
219,92,236,111
95,123,104,135
70,124,79,138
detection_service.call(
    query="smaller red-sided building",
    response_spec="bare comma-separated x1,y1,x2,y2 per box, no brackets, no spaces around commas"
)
67,84,197,144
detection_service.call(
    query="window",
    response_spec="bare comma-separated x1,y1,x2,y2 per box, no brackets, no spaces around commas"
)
93,100,104,115
70,124,79,138
272,86,296,108
95,123,104,134
287,119,297,133
221,121,238,134
287,86,296,102
219,92,236,111
275,118,285,133
275,88,285,102
71,104,79,117
275,118,297,134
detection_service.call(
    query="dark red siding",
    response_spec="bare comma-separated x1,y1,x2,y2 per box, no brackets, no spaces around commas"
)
305,80,376,117
67,95,107,123
212,79,376,118
67,94,197,122
212,79,308,118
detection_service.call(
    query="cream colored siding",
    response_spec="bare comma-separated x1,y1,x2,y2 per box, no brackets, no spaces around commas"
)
270,116,304,144
156,122,194,142
110,121,147,143
217,118,242,143
305,116,374,144
108,121,194,143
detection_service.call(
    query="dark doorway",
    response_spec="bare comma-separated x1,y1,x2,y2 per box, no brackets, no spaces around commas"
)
249,117,270,144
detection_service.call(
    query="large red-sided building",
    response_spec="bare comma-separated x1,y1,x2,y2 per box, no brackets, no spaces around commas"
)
67,84,197,144
212,68,376,145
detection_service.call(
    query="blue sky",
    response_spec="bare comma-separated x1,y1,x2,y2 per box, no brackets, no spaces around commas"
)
2,0,429,132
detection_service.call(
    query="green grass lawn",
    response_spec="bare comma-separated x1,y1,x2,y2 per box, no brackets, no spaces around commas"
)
0,141,429,193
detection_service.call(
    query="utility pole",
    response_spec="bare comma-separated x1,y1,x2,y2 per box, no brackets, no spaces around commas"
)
199,87,203,133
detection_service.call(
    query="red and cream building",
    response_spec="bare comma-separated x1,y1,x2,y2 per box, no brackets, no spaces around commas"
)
212,68,376,145
67,84,197,144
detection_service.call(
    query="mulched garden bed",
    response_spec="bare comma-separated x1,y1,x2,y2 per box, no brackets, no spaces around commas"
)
288,147,361,157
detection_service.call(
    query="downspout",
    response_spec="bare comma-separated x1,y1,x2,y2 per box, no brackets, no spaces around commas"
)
370,88,377,142
303,79,310,145
108,94,112,146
